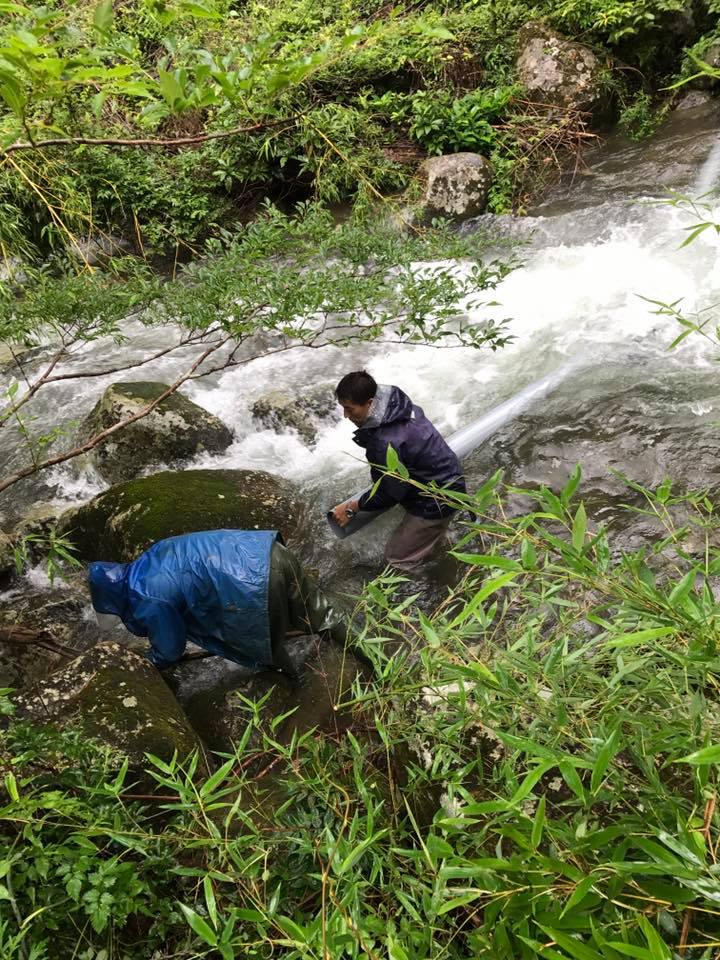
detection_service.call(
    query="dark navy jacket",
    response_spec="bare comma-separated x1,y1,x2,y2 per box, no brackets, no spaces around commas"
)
354,385,465,519
88,529,279,670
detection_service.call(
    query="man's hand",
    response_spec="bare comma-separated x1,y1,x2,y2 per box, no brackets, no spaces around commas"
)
332,499,360,527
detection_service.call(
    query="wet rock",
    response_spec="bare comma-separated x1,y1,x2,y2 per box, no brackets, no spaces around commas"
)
13,502,64,539
183,636,367,756
69,233,132,266
0,531,14,580
464,361,720,556
0,578,102,687
251,385,338,444
416,153,493,222
516,22,604,114
674,90,713,111
59,468,307,563
79,381,234,484
11,641,203,767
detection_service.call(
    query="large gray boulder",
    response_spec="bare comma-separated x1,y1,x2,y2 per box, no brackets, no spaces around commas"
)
80,381,233,484
59,468,307,563
11,642,203,767
251,385,338,444
416,153,493,222
516,22,604,114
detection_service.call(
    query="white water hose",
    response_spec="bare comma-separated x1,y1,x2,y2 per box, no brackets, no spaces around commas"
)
326,359,578,539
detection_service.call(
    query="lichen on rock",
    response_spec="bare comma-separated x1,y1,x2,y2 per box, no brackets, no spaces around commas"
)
516,21,604,115
415,153,494,222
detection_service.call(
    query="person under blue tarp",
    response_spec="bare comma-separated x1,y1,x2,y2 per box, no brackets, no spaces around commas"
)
87,529,349,675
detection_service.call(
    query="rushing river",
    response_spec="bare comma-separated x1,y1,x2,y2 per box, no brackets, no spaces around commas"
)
3,100,720,586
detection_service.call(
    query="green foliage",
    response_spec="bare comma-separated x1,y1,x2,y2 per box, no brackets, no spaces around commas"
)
618,92,669,141
12,527,82,584
5,473,720,956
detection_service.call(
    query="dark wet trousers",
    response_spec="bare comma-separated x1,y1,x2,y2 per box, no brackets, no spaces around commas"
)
267,542,349,674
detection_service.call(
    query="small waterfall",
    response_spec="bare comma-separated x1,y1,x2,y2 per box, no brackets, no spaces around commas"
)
694,134,720,197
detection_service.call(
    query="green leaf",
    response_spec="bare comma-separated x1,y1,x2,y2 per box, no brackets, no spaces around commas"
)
520,537,537,569
93,0,114,35
560,874,597,918
436,890,483,914
669,567,698,605
638,915,672,959
203,875,217,930
451,552,522,572
572,503,587,553
591,725,620,794
178,904,218,946
680,743,720,765
336,829,388,875
275,915,307,942
538,926,604,960
561,465,582,506
531,794,546,849
606,626,675,649
385,443,399,471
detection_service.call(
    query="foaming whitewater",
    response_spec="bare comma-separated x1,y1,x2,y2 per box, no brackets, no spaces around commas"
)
4,103,720,560
694,134,720,197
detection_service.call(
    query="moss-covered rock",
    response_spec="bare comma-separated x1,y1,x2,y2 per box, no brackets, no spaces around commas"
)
516,22,604,115
79,381,233,484
416,153,493,222
59,468,306,562
11,641,203,767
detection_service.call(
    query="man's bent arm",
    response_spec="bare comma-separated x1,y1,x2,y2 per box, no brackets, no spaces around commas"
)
139,602,188,670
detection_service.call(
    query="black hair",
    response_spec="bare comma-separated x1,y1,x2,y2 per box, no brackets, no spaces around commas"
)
335,370,377,405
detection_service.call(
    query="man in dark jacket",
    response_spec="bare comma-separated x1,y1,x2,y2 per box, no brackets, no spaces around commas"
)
331,370,465,568
88,529,349,675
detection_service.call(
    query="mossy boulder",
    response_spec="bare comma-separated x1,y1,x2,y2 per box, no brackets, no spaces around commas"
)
516,22,604,115
80,381,233,484
59,468,306,563
416,153,493,221
11,642,203,768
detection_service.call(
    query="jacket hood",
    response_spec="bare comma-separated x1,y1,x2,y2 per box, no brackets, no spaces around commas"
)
361,384,413,430
88,561,129,618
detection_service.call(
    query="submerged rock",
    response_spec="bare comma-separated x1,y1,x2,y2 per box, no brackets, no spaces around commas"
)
251,385,338,444
79,381,233,484
60,468,307,563
11,641,203,766
416,153,493,222
516,22,604,114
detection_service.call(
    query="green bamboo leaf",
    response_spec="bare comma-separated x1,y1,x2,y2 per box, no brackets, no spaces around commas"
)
669,567,698,605
538,926,604,960
93,0,114,35
591,725,620,794
451,552,522,571
436,890,483,915
336,829,388,875
531,794,546,849
275,915,308,942
559,873,597,918
681,743,720,765
561,464,582,505
606,626,675,649
203,876,217,930
178,904,218,946
520,537,537,569
572,502,587,553
638,915,672,959
604,945,653,959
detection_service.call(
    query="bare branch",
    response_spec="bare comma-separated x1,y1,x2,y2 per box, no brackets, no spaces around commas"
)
0,336,230,496
2,117,299,155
